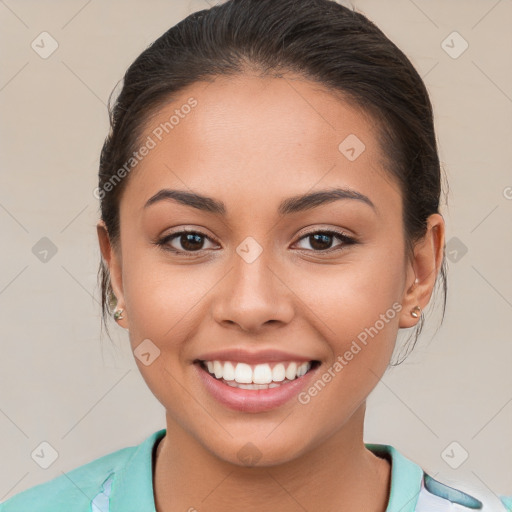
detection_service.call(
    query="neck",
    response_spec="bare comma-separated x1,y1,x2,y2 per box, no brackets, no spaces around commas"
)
153,404,391,512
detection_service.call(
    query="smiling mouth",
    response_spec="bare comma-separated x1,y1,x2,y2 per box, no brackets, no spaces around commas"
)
194,359,321,390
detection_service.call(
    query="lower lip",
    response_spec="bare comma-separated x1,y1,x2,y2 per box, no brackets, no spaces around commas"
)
194,362,320,413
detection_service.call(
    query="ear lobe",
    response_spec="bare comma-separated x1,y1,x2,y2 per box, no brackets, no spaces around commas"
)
96,220,128,328
398,213,445,329
399,274,421,329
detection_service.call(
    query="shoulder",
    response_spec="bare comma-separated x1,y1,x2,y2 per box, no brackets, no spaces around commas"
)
366,442,510,512
0,443,136,512
500,495,512,511
417,473,512,511
416,473,485,511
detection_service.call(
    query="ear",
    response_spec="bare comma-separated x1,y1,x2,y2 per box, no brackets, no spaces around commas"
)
97,220,128,330
399,213,445,328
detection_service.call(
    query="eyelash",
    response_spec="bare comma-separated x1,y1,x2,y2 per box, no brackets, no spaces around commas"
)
153,228,357,257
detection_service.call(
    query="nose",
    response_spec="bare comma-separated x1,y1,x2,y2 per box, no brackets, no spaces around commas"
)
211,250,295,333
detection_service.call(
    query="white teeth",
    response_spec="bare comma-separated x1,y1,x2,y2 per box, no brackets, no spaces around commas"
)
285,362,297,380
213,361,223,379
253,364,273,384
223,361,235,381
272,363,286,382
297,362,309,377
202,360,313,384
226,382,274,390
234,362,253,383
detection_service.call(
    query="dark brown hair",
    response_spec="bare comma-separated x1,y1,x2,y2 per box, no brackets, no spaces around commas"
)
97,0,447,365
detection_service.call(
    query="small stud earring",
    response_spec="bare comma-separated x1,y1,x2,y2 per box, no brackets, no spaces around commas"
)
113,308,124,321
410,305,421,318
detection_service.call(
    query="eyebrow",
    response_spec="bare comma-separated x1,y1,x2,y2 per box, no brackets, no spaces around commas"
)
143,187,376,216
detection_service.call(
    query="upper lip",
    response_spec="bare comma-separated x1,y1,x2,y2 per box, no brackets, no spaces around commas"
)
194,348,318,365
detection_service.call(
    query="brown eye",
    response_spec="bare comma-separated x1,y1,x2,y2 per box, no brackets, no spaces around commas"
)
294,230,356,253
176,232,206,251
156,230,218,254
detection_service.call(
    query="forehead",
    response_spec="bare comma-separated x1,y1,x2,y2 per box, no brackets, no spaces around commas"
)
123,72,400,216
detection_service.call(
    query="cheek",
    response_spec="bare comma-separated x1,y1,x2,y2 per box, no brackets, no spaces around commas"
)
120,251,197,407
296,247,404,330
296,265,402,423
121,245,215,348
291,247,404,382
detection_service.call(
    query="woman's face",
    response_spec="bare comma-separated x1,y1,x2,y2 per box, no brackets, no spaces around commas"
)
100,73,435,465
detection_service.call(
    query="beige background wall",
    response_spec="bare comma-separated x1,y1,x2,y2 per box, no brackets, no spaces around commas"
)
1,0,511,507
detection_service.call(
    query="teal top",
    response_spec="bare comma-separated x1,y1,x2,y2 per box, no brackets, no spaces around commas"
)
1,429,510,511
